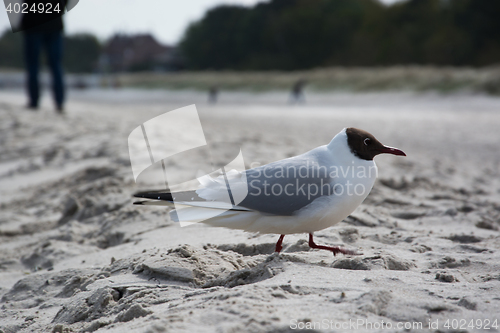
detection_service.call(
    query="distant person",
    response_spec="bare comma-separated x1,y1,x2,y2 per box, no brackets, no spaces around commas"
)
20,0,67,114
208,85,219,104
289,79,307,104
73,77,87,90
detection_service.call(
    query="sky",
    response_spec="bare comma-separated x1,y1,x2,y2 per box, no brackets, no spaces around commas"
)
1,0,402,45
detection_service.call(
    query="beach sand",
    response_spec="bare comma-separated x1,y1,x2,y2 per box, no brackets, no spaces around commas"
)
1,89,500,332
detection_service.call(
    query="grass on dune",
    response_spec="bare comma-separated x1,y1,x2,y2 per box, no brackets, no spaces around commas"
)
119,66,500,95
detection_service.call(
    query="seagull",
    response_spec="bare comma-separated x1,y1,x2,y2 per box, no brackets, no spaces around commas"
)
134,128,406,255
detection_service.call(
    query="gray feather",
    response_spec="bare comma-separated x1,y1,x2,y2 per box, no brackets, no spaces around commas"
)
238,146,335,215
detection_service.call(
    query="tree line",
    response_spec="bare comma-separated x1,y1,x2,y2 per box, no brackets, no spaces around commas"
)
1,0,498,73
180,0,500,70
0,30,100,73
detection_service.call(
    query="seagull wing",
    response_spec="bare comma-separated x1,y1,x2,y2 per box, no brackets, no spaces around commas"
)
135,145,335,217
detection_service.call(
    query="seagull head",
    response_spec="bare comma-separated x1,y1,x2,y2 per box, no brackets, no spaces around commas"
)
345,127,406,161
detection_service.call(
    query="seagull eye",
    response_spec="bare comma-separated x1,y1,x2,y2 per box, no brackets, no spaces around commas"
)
364,138,371,146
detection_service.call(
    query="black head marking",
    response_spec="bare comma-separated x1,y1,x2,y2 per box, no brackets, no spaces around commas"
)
345,127,388,161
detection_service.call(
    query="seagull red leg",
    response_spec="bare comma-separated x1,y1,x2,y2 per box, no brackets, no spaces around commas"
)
308,233,357,256
275,234,285,253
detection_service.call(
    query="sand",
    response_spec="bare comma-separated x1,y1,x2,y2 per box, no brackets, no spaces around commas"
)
1,88,500,333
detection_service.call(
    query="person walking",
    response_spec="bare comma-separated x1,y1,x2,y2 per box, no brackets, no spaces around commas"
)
208,85,219,104
20,0,67,113
289,79,307,104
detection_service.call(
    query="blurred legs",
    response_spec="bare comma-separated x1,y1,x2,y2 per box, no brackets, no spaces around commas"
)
24,32,65,111
24,33,42,109
45,32,65,111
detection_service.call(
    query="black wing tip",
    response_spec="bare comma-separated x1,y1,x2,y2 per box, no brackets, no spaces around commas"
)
133,191,173,201
133,190,164,198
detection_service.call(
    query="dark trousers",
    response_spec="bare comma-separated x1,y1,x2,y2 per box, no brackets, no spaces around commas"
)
24,32,64,108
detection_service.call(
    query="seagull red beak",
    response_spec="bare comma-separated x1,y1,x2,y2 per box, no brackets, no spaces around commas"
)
377,146,406,156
